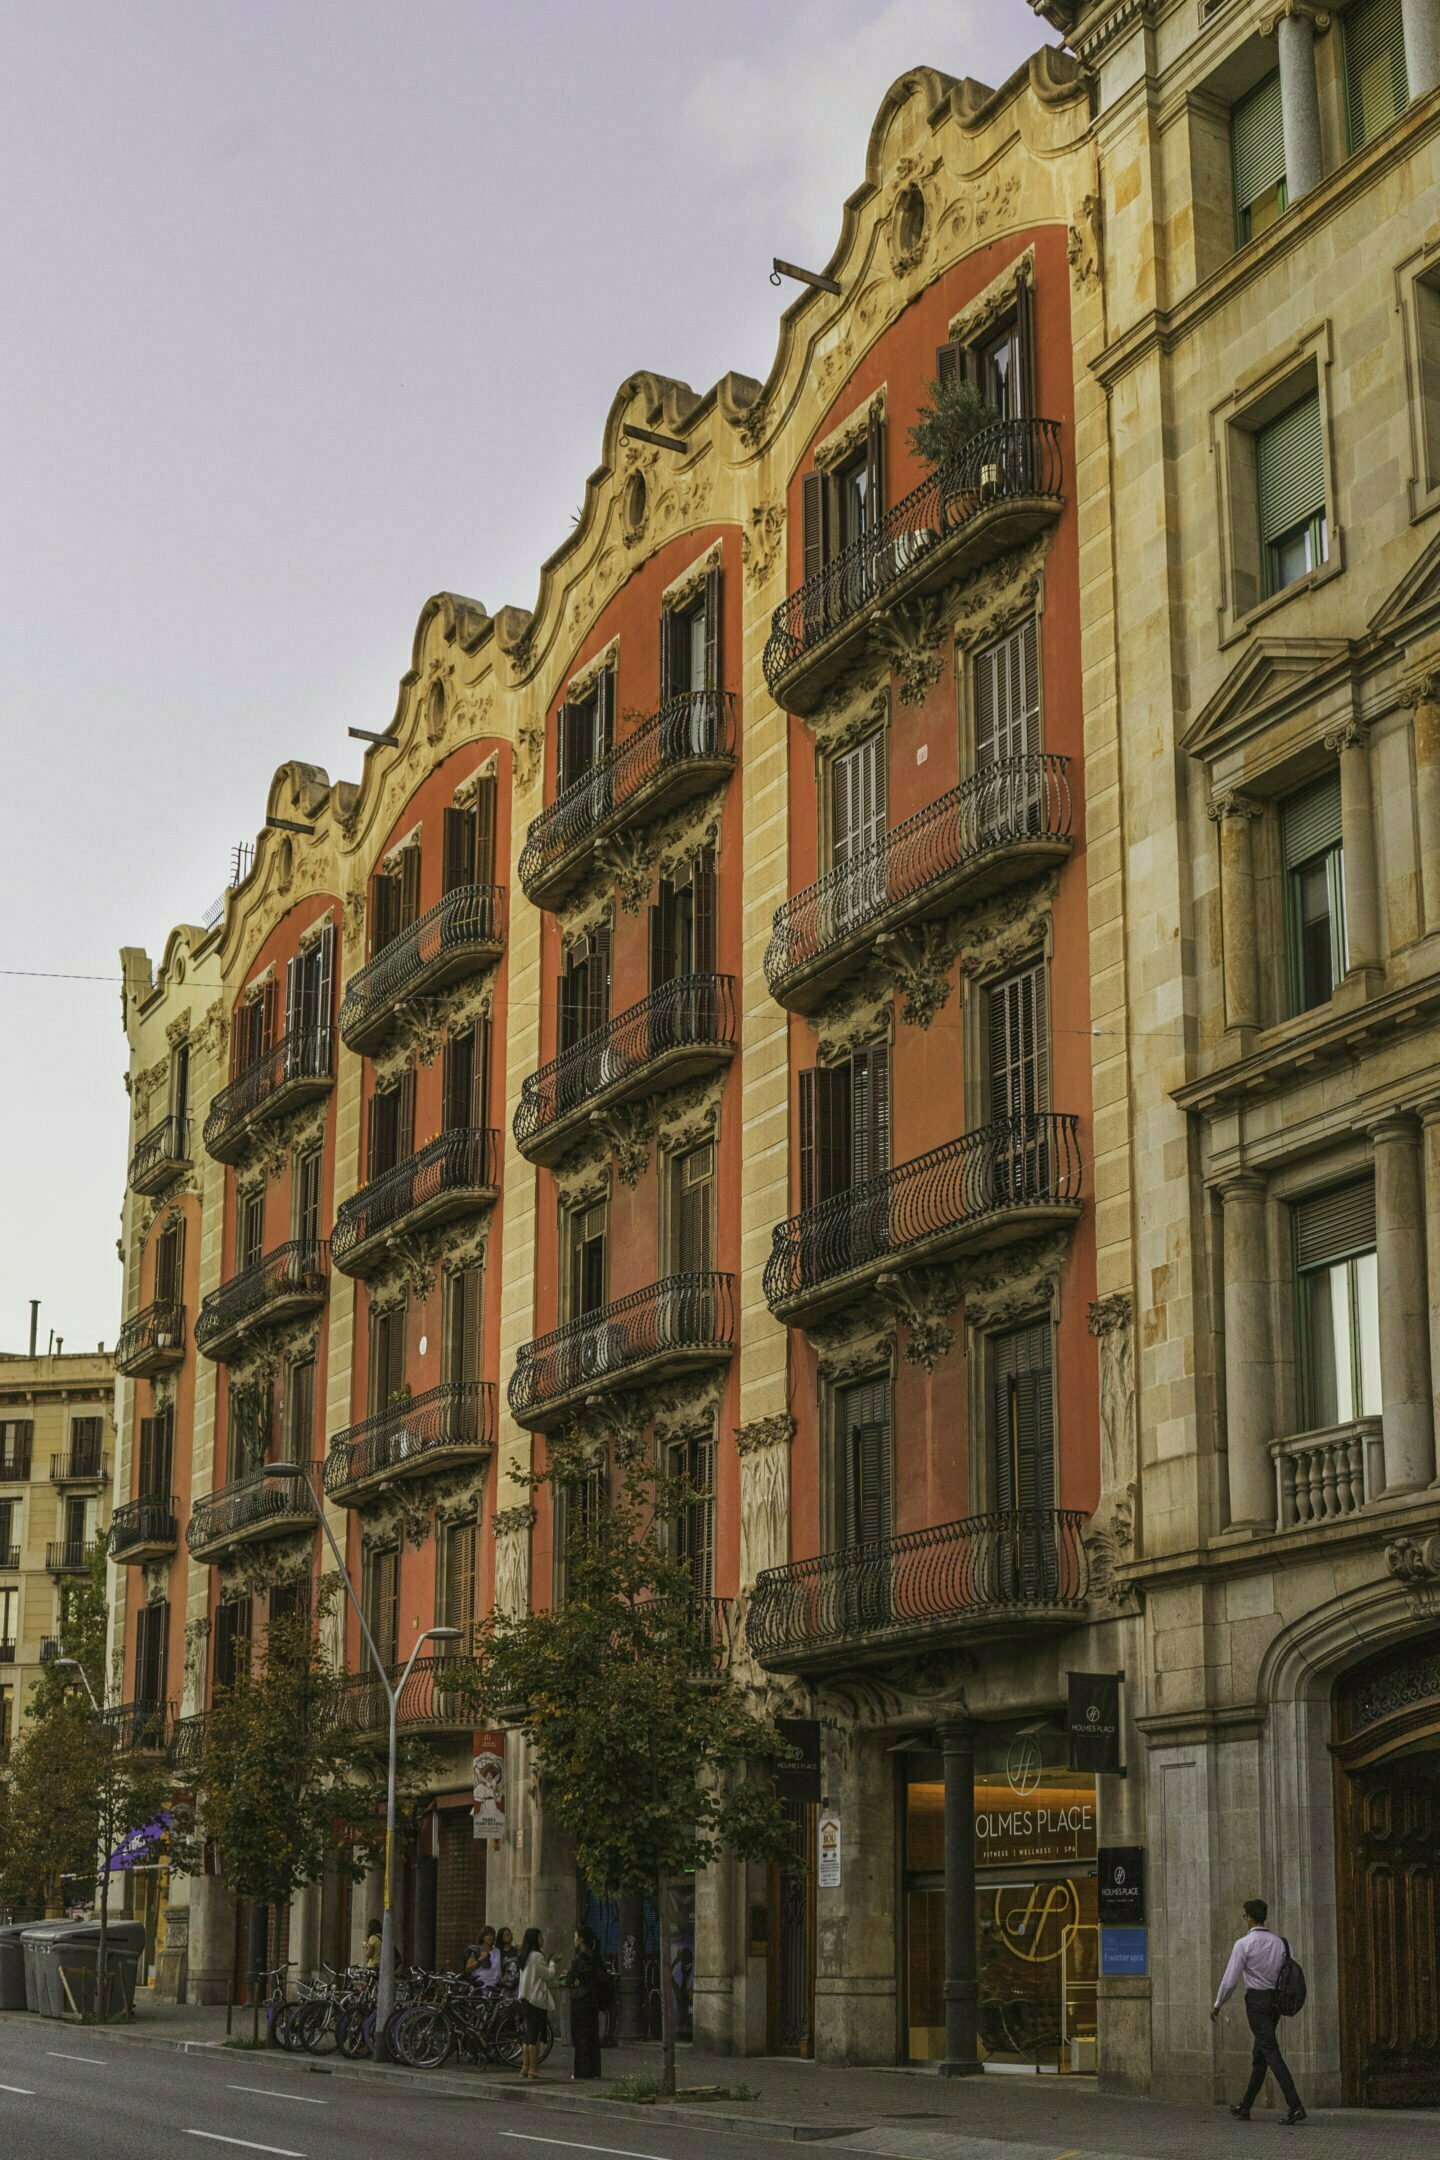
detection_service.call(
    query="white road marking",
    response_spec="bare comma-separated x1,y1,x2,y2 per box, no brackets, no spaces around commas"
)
225,2086,327,2105
0,2083,36,2095
183,2136,305,2158
47,2051,108,2065
498,2136,672,2160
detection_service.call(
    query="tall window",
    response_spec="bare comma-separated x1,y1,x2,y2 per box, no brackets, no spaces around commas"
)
237,1186,265,1273
138,1406,174,1499
987,963,1048,1121
1344,0,1408,151
559,929,611,1054
212,1598,251,1693
370,845,421,957
989,1321,1056,1518
168,1038,190,1127
1283,772,1346,1013
974,618,1040,770
438,1519,477,1642
364,1545,400,1668
802,406,886,583
566,1202,608,1321
831,733,887,869
154,1215,185,1307
649,851,717,988
443,1018,491,1134
294,1146,323,1246
670,1143,716,1275
0,1420,31,1478
937,289,1034,421
228,1381,271,1479
369,1303,408,1415
0,1499,18,1566
1,1685,14,1755
443,1268,483,1388
229,983,274,1080
442,780,497,893
285,925,335,1045
1232,71,1287,244
661,564,722,745
555,673,614,797
69,1416,104,1477
553,1457,607,1606
0,1587,17,1655
1294,1181,1381,1427
367,1072,415,1182
799,1045,891,1209
135,1601,169,1711
836,1375,892,1550
285,1357,316,1466
61,1494,89,1558
1256,391,1327,597
667,1429,716,1601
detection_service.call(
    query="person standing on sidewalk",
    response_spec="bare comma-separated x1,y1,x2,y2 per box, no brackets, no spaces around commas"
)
562,1925,604,2080
516,1926,558,2081
1211,1898,1306,2125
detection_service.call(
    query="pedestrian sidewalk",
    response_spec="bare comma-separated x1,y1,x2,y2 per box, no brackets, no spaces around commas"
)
23,1996,1437,2160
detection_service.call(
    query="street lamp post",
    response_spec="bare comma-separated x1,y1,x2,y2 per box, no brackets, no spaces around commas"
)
261,1462,459,2061
54,1655,112,2022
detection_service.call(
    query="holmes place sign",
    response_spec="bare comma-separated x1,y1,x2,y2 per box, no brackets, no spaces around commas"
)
973,1778,1098,1870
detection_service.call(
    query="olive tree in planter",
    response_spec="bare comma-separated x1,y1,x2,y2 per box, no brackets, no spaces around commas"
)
907,372,998,473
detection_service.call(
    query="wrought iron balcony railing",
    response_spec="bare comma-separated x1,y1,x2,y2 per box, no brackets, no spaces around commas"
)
764,1112,1083,1321
100,1701,175,1755
46,1541,99,1574
110,1495,180,1562
519,691,737,906
51,1450,108,1485
514,975,737,1163
332,1129,501,1278
509,1272,736,1429
169,1712,207,1774
129,1112,191,1195
766,755,1073,1008
747,1509,1089,1670
115,1297,187,1378
339,885,506,1054
324,1381,497,1504
203,1026,334,1164
186,1465,317,1560
195,1239,329,1361
331,1653,480,1739
764,419,1064,713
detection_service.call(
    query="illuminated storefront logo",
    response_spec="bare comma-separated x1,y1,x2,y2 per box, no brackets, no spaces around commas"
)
994,1879,1083,1964
973,1777,1097,1869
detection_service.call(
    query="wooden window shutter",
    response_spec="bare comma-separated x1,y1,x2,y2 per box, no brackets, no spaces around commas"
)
473,775,497,886
865,405,886,525
692,848,717,975
988,964,1048,1120
1292,1180,1377,1271
588,926,611,1033
398,1068,416,1161
817,1061,853,1201
284,954,301,1038
138,1415,159,1498
260,977,278,1054
659,609,678,704
798,1068,818,1213
703,566,722,693
802,471,828,581
315,923,335,1029
442,807,468,895
991,1320,1055,1514
936,340,966,388
1014,274,1036,419
369,872,397,958
851,1044,890,1185
400,845,422,929
555,702,573,797
649,884,677,990
443,1026,472,1133
596,667,615,757
473,1014,492,1129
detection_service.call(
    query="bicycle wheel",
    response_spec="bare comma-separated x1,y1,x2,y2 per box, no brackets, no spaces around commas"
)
396,2005,452,2069
281,2002,311,2051
337,2003,370,2059
490,2004,523,2068
296,2000,339,2055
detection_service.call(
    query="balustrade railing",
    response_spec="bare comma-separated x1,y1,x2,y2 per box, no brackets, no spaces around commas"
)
324,1381,497,1498
339,885,505,1049
509,1273,735,1423
110,1495,180,1560
186,1465,315,1555
764,419,1063,693
764,1113,1082,1311
1271,1418,1384,1529
519,691,736,897
332,1129,500,1271
203,1027,333,1158
195,1239,329,1355
747,1509,1088,1662
116,1297,186,1376
129,1112,191,1191
766,757,1072,993
514,976,736,1154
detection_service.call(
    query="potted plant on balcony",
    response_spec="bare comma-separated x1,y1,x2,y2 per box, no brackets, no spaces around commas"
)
907,371,997,473
387,1384,418,1459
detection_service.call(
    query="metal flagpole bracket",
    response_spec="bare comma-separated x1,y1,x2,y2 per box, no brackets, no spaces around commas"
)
347,726,391,744
621,424,688,454
265,816,316,836
771,258,841,296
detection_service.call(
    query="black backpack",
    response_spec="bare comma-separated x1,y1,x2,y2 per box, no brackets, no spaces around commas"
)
1274,1937,1307,2018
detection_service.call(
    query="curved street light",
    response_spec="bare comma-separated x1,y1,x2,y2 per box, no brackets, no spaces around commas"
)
260,1461,459,2058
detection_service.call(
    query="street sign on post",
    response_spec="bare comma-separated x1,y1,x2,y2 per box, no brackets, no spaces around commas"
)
1067,1671,1124,1773
1097,1845,1145,1924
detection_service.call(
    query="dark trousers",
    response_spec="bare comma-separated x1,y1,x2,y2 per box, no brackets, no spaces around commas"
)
571,2000,602,2080
1240,1988,1302,2112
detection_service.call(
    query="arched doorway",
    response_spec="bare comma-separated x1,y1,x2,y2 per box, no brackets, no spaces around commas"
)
1333,1640,1440,2106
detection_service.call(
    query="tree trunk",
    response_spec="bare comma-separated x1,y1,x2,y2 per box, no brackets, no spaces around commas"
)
95,1770,111,2022
657,1867,676,2097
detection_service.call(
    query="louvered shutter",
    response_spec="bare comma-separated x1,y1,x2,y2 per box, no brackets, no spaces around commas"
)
798,1068,818,1213
596,667,615,757
1257,393,1325,547
284,954,302,1038
988,964,1048,1120
138,1415,159,1499
692,848,717,975
1345,0,1408,150
974,621,1039,767
936,341,965,388
443,1026,472,1133
1014,275,1036,420
991,1321,1055,1515
473,775,497,886
314,924,334,1031
400,845,422,929
473,1015,491,1130
555,702,573,797
369,872,397,958
650,885,677,990
703,565,722,694
1281,770,1343,867
588,927,611,1033
1232,71,1286,227
841,1378,891,1549
817,1062,853,1200
802,472,828,580
677,1146,715,1274
1293,1180,1377,1269
865,406,886,525
442,807,468,895
398,1069,416,1161
851,1045,890,1184
660,609,679,703
259,978,278,1055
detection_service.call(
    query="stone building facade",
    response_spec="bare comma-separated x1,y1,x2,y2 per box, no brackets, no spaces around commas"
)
109,0,1440,2107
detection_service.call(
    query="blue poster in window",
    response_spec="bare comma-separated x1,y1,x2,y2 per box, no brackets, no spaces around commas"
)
1100,1926,1148,1977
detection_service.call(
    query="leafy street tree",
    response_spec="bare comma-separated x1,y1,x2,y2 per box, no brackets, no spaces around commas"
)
467,1444,793,2096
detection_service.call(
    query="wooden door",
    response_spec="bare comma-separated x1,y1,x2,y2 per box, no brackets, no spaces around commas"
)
767,1798,816,2057
1338,1751,1440,2105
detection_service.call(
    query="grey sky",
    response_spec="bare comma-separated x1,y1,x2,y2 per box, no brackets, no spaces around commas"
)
0,0,1040,1353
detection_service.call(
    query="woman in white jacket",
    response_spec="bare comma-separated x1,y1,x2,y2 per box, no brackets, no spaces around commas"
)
515,1926,558,2080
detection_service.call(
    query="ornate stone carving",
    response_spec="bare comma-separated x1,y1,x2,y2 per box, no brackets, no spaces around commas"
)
814,966,893,1066
809,678,889,760
813,387,887,474
552,1141,612,1215
494,1505,536,1620
216,1530,312,1597
182,1618,210,1717
1206,788,1263,824
807,1307,896,1384
734,1413,796,1456
590,1100,656,1189
1087,1291,1135,1500
947,245,1033,346
958,1229,1072,1330
654,1071,725,1154
165,1010,192,1047
736,1415,794,1586
133,1056,168,1120
875,1264,965,1371
558,878,617,953
955,870,1059,983
1085,1484,1136,1605
358,1480,437,1551
515,716,544,791
364,1234,439,1307
596,828,654,915
1067,195,1102,292
741,501,784,588
869,595,949,706
875,921,958,1029
660,541,722,616
950,533,1050,652
342,890,367,951
1386,1532,1440,1617
566,637,619,707
651,1375,723,1444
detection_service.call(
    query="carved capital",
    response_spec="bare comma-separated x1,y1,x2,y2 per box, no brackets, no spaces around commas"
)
1206,789,1263,823
875,1264,965,1371
1399,666,1440,711
1086,1291,1133,1338
734,1413,796,1456
1386,1533,1440,1617
493,1503,537,1540
1322,720,1368,756
1259,0,1331,33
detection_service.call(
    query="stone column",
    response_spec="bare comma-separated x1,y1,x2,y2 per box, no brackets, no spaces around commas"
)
1208,793,1263,1036
1402,0,1440,97
1263,3,1326,200
1423,1106,1440,1488
1401,670,1440,936
937,1720,981,2078
1372,1114,1435,1493
1220,1174,1276,1530
1325,722,1381,974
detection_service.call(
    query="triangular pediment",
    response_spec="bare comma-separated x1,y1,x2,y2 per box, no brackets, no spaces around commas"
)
1181,636,1355,762
1368,527,1440,651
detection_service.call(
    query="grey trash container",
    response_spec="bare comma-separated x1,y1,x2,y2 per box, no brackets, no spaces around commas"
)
20,1922,74,2015
0,1922,32,2011
47,1921,146,2019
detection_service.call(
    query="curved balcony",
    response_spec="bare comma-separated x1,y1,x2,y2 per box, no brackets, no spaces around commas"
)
766,755,1073,1010
509,1272,735,1431
129,1113,191,1195
116,1297,186,1379
747,1509,1089,1674
324,1380,497,1506
764,419,1064,716
339,885,505,1055
195,1239,329,1363
765,1112,1083,1326
186,1465,316,1562
519,691,737,909
110,1495,180,1563
203,1027,334,1165
331,1654,479,1741
169,1712,207,1774
514,975,737,1166
332,1129,501,1278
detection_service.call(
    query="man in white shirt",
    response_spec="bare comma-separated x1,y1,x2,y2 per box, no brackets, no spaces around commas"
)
1211,1897,1305,2124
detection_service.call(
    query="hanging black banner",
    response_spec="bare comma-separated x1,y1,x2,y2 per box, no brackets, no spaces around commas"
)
775,1718,822,1801
1067,1671,1123,1773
